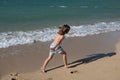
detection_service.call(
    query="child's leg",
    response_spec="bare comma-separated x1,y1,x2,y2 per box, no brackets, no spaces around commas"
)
60,52,68,67
41,54,54,72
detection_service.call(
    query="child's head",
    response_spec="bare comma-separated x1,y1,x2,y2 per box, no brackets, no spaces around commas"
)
58,24,70,35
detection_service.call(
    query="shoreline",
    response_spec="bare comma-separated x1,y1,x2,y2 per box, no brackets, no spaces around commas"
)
0,20,120,49
1,31,120,80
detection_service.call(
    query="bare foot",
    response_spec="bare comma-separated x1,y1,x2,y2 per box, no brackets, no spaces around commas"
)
64,65,69,68
41,67,45,73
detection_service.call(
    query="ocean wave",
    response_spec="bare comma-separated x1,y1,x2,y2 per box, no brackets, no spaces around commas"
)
0,21,120,48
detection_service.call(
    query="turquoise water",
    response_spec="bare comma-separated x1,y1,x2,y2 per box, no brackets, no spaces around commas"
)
0,0,120,32
0,0,120,48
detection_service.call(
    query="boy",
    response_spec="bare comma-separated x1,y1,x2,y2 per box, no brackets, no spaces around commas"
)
41,24,70,72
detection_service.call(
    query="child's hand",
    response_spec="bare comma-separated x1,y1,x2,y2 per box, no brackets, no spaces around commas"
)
50,48,55,51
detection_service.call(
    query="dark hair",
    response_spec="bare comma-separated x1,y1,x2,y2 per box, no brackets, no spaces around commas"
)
58,24,70,35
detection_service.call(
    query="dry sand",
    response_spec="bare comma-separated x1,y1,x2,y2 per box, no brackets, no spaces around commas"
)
1,31,120,80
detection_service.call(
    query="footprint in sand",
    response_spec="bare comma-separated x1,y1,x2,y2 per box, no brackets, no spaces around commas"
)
10,72,25,80
10,73,19,80
70,70,79,74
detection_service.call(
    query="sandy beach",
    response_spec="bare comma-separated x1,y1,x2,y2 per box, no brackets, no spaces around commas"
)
1,31,120,80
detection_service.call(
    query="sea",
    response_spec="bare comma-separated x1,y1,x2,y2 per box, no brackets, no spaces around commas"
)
0,0,120,48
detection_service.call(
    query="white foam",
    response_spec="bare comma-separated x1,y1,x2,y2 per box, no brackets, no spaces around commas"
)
0,21,120,48
58,6,67,8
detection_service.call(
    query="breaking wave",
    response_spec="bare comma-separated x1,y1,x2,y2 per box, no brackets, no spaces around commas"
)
0,21,120,48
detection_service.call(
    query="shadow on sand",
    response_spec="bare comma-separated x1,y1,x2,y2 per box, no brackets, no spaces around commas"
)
68,52,116,68
46,52,116,72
